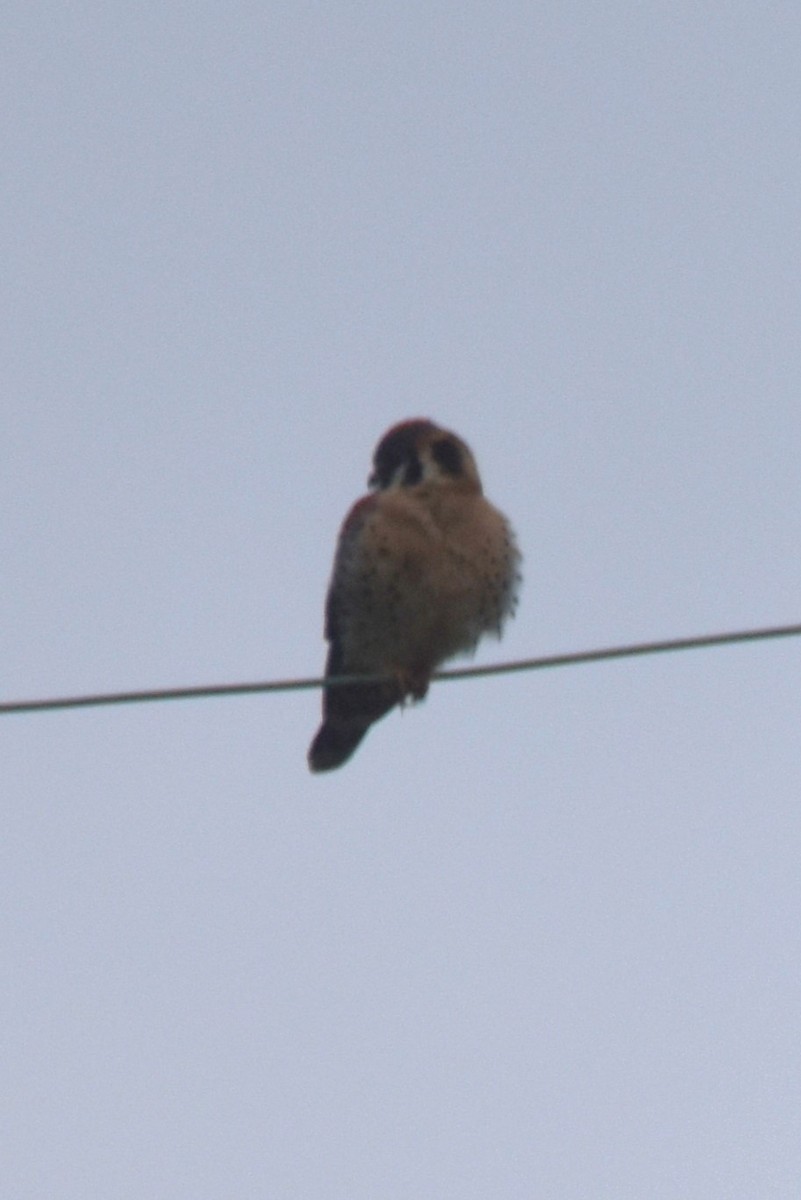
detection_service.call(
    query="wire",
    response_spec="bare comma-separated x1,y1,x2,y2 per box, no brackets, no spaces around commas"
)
1,621,799,717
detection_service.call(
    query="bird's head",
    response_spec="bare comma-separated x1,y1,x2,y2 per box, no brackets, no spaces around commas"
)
367,419,482,495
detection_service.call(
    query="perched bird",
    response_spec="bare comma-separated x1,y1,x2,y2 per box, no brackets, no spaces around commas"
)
307,419,521,772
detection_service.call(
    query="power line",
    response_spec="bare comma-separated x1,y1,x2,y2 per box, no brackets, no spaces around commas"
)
2,621,800,717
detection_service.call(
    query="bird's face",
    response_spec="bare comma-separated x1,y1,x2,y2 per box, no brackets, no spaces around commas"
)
367,419,482,495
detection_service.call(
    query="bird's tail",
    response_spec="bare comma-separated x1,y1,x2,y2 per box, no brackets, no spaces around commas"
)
307,680,400,772
307,715,374,772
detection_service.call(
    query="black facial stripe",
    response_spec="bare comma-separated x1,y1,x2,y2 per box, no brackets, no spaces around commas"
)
371,420,436,489
431,437,463,476
403,454,423,486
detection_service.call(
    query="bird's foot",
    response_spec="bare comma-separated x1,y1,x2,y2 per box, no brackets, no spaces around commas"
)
393,667,430,707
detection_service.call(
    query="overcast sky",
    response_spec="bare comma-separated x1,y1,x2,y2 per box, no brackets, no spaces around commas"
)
3,3,801,1197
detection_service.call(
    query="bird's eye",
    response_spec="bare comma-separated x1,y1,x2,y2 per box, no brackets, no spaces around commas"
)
371,421,434,489
431,438,463,476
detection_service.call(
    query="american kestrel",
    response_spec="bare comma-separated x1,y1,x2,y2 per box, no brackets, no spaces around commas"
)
308,419,521,772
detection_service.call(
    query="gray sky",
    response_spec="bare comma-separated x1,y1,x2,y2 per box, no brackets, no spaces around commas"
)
3,3,800,1196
